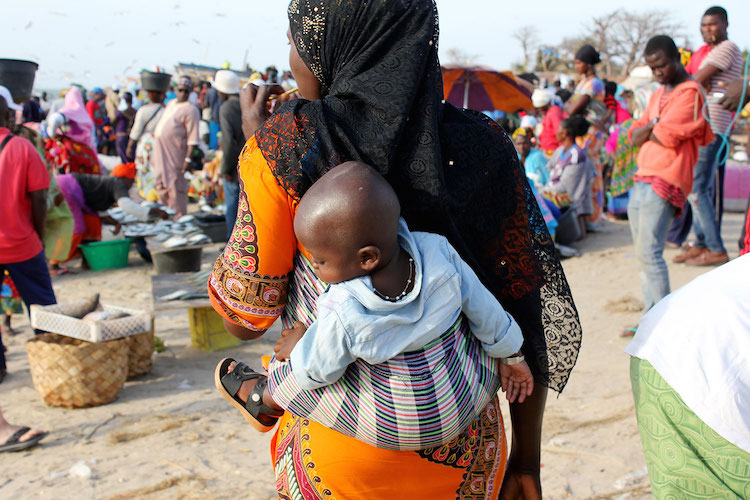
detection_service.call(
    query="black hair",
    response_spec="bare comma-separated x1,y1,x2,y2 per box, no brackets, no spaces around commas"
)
644,35,680,62
560,115,589,139
704,6,728,23
604,80,617,97
575,44,601,66
123,92,133,104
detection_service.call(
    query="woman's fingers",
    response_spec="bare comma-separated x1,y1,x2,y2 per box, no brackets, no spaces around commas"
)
240,83,258,111
253,85,274,111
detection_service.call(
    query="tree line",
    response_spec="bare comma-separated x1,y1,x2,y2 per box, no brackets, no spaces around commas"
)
512,9,684,76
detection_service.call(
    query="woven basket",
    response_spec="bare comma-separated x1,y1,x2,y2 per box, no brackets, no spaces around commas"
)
125,331,154,380
26,334,128,408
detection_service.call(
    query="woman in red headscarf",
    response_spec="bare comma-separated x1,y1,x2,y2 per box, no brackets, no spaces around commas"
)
43,87,101,175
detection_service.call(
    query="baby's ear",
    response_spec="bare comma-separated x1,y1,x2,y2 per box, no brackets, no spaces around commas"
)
358,246,381,272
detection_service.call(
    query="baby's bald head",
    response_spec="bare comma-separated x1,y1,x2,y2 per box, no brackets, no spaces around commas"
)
294,161,400,279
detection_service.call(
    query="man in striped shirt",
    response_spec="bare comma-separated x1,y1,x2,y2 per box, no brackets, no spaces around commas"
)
672,6,742,266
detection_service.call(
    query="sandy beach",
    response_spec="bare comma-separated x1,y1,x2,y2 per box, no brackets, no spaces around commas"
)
0,211,744,500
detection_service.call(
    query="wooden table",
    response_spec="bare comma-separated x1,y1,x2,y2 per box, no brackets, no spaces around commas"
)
151,274,240,351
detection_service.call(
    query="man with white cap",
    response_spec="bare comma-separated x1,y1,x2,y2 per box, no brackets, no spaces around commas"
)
532,88,563,154
214,70,245,240
0,85,57,381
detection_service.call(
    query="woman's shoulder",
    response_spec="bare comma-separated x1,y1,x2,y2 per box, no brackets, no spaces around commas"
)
237,135,264,171
571,144,588,162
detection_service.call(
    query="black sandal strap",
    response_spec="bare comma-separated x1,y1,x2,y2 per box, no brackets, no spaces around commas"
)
245,377,284,419
219,360,284,422
220,361,263,397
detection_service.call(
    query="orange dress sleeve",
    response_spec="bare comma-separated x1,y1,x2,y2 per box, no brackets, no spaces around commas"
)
208,135,300,332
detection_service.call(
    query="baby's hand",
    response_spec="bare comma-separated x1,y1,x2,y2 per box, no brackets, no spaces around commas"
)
273,321,307,361
499,358,534,404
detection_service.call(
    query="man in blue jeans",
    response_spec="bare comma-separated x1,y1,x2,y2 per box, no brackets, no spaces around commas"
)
671,6,741,266
626,37,713,326
0,88,57,382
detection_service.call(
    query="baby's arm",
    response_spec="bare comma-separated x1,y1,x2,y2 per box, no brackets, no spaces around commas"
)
446,240,523,358
286,306,357,391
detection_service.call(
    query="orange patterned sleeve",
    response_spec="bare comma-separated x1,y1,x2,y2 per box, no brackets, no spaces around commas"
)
208,135,299,332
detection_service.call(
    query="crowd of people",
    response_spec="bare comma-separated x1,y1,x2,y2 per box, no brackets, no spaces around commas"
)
504,7,749,283
1,1,749,498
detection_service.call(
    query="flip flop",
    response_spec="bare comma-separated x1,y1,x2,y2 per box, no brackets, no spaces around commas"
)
619,327,637,338
50,267,75,277
214,358,284,432
0,427,48,453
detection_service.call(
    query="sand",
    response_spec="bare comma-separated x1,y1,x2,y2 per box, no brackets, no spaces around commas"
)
0,211,744,499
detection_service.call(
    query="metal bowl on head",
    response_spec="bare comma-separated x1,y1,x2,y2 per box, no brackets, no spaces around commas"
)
140,71,173,93
0,59,39,103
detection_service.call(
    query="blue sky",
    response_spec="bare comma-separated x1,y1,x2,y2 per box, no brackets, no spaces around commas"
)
4,0,748,90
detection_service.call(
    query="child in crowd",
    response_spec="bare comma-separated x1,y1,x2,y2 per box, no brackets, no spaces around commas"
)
216,161,534,450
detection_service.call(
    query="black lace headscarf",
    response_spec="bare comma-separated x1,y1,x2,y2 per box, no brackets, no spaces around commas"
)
256,0,581,392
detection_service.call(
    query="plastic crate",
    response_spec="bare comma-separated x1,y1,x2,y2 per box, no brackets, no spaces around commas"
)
79,239,132,271
30,299,152,342
188,306,241,351
724,161,750,212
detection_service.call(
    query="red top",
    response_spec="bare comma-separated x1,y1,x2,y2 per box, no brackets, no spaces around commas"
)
685,44,711,75
628,81,713,200
85,100,103,126
0,127,50,264
538,105,562,152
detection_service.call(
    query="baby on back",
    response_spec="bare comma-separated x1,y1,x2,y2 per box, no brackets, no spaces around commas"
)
217,161,534,450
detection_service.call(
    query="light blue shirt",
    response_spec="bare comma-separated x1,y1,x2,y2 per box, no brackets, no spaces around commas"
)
523,149,550,190
289,219,523,390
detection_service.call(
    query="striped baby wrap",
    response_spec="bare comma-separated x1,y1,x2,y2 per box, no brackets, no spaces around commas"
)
267,254,503,451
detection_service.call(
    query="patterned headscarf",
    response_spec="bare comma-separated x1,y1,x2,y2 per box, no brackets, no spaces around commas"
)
255,0,581,392
177,76,193,90
57,86,95,145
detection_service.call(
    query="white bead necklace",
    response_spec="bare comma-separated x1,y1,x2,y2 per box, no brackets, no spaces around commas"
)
374,257,415,302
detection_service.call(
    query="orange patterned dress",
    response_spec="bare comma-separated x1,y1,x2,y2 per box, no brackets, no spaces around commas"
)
208,136,507,499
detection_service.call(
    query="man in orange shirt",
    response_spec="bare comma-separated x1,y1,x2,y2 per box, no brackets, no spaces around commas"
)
0,87,57,381
627,36,713,316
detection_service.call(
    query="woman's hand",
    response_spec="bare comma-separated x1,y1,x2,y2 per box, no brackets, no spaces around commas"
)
126,138,136,159
499,468,542,500
148,207,170,220
273,321,307,361
101,215,122,235
240,84,285,138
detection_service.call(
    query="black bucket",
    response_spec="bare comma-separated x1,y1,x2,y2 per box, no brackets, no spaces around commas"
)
198,221,227,243
152,247,203,274
0,59,38,103
555,208,582,246
141,71,172,93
